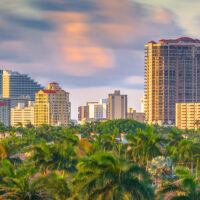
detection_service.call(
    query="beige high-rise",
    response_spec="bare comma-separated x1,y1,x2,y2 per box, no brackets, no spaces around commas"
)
34,82,71,127
145,37,200,125
176,103,200,130
108,90,127,120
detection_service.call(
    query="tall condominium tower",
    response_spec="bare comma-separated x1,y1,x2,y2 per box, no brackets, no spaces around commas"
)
34,82,71,127
1,70,44,100
144,37,200,124
108,90,127,120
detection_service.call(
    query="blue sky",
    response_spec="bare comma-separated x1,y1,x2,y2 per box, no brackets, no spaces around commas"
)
0,0,199,118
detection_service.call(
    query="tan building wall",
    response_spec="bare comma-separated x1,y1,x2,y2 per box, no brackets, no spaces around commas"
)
108,90,127,120
176,103,200,130
2,71,10,98
127,108,145,123
11,102,34,127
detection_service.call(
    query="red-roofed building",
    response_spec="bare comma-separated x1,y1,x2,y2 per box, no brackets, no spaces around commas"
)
0,101,9,126
34,83,71,127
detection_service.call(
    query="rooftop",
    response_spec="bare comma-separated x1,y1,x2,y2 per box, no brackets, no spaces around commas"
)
148,37,200,44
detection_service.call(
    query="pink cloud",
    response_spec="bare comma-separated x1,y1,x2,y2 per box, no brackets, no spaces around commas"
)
152,7,173,24
48,12,114,76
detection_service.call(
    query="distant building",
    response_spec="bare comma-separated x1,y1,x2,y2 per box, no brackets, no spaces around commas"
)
34,82,71,127
176,103,200,130
136,113,145,123
78,99,108,124
78,105,89,122
1,70,44,100
108,90,127,120
11,101,34,127
145,38,200,125
127,108,145,123
88,99,107,119
0,96,30,125
0,101,9,126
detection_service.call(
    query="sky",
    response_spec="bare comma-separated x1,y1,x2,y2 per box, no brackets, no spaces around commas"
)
0,0,200,119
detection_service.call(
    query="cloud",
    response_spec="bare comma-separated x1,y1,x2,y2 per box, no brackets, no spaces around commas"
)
0,0,184,84
33,0,97,12
0,0,192,119
124,76,144,85
152,7,173,24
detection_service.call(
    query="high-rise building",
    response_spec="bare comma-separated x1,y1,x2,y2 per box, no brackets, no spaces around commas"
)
145,37,200,125
11,101,34,127
176,103,200,130
0,70,3,96
1,70,44,100
108,90,127,120
0,101,9,126
34,82,71,127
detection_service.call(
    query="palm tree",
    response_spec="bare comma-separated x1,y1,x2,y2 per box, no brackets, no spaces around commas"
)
177,140,200,170
167,129,183,146
158,176,200,200
72,153,154,200
28,142,52,175
127,127,165,167
48,142,78,175
0,140,22,164
0,160,51,200
39,172,71,200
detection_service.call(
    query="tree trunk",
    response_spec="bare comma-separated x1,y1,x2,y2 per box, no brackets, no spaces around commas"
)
196,158,199,179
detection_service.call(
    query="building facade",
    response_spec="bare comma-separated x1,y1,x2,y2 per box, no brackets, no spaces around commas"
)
34,82,71,127
145,37,200,125
0,101,9,126
78,105,89,122
2,70,44,100
11,102,34,127
127,108,145,123
176,103,200,130
78,99,108,124
0,96,30,125
108,90,127,120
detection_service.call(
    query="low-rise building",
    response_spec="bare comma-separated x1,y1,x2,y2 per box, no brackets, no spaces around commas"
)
127,108,145,123
11,101,34,127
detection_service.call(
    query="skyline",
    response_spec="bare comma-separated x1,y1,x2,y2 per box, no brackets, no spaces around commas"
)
1,0,200,118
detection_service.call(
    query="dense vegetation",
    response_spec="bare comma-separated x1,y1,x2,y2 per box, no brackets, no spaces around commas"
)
0,119,200,199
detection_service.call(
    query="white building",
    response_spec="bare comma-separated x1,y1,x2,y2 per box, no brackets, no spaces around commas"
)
87,99,108,120
11,101,34,127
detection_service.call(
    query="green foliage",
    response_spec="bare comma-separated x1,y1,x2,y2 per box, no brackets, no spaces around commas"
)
0,119,199,199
